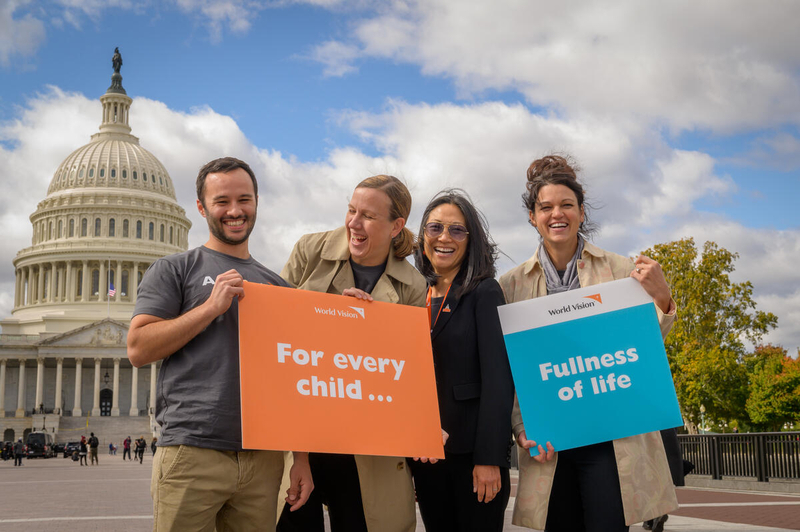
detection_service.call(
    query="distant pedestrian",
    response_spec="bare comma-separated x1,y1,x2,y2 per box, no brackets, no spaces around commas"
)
79,437,88,466
123,436,131,461
13,438,24,466
135,436,147,464
109,442,114,455
151,437,157,456
88,432,99,465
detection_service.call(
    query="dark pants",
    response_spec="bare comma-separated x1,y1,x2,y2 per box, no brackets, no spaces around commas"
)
14,454,23,466
545,441,628,532
277,453,367,532
123,448,131,460
409,452,510,532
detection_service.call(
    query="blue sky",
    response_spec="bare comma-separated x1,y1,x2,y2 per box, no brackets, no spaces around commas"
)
1,0,799,353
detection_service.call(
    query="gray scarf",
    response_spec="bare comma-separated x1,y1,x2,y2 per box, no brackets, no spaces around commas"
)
539,237,585,295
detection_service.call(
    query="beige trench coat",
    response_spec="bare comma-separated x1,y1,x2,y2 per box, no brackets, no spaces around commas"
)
498,241,679,530
279,226,426,532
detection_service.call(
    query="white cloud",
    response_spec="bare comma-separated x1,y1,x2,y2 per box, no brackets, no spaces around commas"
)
309,0,800,133
0,0,46,66
732,132,800,171
174,0,263,41
308,40,361,77
638,150,734,223
1,88,798,357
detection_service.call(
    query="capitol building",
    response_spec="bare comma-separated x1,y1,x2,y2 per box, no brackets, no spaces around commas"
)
0,52,192,445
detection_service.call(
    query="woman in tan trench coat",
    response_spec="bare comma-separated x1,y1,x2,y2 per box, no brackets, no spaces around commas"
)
499,155,679,531
276,174,425,532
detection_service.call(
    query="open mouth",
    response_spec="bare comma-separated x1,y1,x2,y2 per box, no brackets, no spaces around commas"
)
434,247,455,255
549,222,567,229
224,219,246,227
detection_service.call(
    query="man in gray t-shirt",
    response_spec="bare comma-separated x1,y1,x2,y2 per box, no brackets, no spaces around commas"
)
127,157,313,531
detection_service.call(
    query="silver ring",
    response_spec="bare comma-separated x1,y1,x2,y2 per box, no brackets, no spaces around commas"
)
492,488,499,492
636,267,642,273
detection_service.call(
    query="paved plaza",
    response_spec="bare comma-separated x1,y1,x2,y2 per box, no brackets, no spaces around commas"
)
1,454,798,531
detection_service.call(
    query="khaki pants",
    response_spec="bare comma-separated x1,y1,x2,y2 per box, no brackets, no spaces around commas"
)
152,445,284,532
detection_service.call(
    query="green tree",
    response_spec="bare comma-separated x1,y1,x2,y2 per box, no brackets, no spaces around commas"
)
744,345,800,431
643,238,778,430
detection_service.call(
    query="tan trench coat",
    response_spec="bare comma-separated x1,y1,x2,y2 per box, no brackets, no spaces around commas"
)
279,226,426,532
498,241,679,530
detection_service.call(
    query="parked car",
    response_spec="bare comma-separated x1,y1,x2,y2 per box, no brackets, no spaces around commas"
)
63,441,81,458
25,432,55,458
52,442,66,455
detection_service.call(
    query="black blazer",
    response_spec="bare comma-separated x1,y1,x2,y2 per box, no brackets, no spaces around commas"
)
430,276,515,467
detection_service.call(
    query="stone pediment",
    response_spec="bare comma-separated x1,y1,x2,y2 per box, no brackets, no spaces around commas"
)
38,318,128,347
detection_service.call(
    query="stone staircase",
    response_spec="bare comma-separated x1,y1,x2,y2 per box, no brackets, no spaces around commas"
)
56,415,155,448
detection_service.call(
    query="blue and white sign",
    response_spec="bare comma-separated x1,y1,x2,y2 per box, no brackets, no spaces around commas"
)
499,278,682,455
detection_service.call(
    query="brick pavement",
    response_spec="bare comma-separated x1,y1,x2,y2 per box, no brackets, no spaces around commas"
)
674,487,800,531
2,455,798,531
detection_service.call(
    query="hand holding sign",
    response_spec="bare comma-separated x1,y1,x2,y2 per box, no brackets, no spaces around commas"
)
499,278,682,455
516,431,555,462
239,282,443,459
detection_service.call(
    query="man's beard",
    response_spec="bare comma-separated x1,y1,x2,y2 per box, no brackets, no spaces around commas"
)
207,214,256,246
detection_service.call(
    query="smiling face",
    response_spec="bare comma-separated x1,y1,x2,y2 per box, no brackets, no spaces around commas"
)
197,167,257,250
530,183,584,251
346,187,405,266
423,203,469,278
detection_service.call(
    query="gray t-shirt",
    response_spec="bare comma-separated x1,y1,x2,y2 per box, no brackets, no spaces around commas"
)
133,246,289,451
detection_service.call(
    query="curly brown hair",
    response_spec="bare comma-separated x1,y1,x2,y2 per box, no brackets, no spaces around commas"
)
522,154,596,237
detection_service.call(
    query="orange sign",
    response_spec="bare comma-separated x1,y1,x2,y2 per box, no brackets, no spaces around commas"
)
239,282,444,459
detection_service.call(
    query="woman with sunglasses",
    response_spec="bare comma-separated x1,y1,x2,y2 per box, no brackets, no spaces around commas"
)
500,155,678,531
410,189,515,532
277,175,425,532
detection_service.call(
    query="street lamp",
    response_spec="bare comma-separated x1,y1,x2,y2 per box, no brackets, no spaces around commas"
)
700,404,706,435
103,370,110,387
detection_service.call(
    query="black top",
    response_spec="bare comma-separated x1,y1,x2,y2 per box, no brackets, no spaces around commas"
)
429,277,515,466
350,258,387,293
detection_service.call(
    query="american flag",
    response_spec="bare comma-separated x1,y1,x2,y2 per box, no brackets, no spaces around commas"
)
108,282,116,297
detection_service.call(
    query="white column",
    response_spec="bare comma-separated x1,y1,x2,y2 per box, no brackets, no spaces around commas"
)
132,262,139,303
15,359,26,417
91,358,101,416
54,358,63,415
36,265,44,303
115,260,122,302
66,262,73,302
129,365,139,416
14,269,21,308
99,261,106,301
81,261,88,302
48,262,56,302
111,358,120,416
73,358,83,417
149,363,157,415
34,357,44,413
27,266,34,305
0,359,6,418
19,268,27,307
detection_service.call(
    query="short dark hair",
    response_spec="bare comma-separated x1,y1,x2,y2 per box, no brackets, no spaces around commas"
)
196,157,258,205
522,154,596,238
414,189,498,296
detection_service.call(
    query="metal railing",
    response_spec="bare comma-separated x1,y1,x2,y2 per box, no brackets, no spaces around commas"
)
678,432,800,482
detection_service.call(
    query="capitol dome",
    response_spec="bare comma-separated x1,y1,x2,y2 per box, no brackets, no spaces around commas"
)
3,61,192,334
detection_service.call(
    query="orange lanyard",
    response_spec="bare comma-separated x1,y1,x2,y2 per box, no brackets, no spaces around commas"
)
426,283,452,332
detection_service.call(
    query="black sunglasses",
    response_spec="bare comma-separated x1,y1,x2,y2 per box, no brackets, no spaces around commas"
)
424,222,469,242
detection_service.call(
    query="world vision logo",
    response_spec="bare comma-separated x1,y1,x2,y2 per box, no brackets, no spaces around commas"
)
313,305,366,319
547,294,602,316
